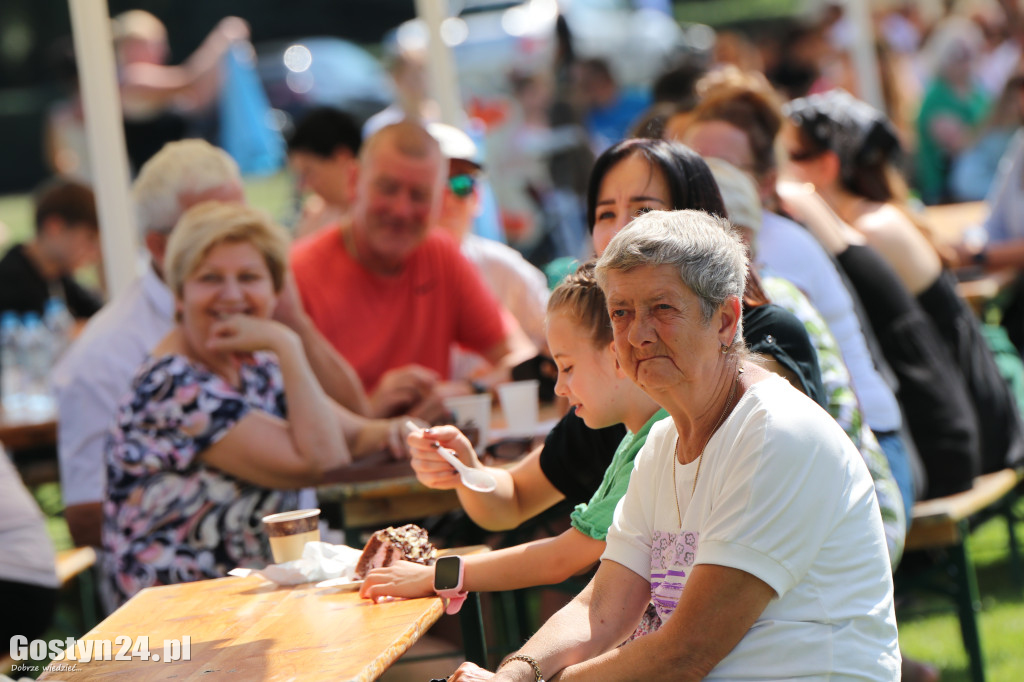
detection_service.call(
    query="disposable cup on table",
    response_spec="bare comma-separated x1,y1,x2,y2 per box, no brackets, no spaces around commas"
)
443,394,492,451
496,379,540,437
262,508,320,563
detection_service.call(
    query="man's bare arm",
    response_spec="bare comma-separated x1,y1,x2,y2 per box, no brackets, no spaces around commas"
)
273,273,371,415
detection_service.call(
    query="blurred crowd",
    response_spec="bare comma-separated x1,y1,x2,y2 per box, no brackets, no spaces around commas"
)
7,2,1024,680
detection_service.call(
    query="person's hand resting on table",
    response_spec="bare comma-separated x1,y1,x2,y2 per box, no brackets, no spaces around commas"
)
359,559,434,602
370,364,445,421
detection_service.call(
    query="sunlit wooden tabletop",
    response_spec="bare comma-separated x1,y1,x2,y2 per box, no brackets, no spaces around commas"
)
38,574,444,682
923,200,987,244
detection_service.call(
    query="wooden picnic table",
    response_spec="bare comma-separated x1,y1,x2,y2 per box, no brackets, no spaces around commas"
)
0,406,56,452
1,406,60,486
36,574,443,681
921,201,1016,313
38,545,491,682
923,200,987,244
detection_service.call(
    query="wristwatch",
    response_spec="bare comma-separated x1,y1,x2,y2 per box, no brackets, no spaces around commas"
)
433,555,467,614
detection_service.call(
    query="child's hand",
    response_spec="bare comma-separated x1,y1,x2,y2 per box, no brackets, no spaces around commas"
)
406,425,482,490
359,560,433,601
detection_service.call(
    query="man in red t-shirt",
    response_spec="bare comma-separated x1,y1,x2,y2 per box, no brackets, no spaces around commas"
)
291,120,531,418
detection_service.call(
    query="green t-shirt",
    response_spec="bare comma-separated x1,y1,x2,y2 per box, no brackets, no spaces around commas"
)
915,78,989,204
570,409,669,541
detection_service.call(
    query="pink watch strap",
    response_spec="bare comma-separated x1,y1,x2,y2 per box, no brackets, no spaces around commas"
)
442,591,467,614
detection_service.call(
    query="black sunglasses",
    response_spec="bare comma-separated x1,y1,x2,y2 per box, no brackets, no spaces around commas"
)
447,174,477,198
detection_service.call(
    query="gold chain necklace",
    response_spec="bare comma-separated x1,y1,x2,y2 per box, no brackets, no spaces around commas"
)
673,365,743,528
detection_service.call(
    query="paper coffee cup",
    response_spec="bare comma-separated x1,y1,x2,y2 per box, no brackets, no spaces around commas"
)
443,394,492,450
262,508,321,564
497,380,540,437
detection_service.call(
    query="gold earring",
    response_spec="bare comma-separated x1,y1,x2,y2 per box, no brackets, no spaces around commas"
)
721,343,729,354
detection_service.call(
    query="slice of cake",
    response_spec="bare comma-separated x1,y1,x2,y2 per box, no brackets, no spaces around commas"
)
355,524,437,578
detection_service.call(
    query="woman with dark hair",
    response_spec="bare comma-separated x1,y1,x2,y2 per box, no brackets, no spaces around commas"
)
783,89,1024,480
586,137,726,234
587,137,826,404
590,140,902,564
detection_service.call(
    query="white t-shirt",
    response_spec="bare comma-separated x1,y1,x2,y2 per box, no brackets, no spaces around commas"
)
461,234,550,348
0,447,59,588
604,375,900,681
51,263,174,507
758,210,902,432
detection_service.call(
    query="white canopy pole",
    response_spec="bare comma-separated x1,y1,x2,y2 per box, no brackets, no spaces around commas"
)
68,0,138,299
846,0,885,111
414,0,465,127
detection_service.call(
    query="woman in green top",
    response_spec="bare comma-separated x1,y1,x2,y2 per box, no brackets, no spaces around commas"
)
360,264,663,600
915,17,991,204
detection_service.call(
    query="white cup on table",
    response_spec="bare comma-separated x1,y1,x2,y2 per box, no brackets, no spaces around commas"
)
443,394,492,451
262,508,321,564
496,379,540,438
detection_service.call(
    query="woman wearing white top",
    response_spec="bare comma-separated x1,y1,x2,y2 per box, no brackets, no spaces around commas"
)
445,209,899,681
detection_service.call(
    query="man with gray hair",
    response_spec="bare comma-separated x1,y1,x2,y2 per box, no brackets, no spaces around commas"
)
53,139,367,548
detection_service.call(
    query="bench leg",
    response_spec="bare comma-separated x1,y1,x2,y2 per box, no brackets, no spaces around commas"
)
1004,496,1023,596
78,566,99,630
951,521,986,682
459,592,488,667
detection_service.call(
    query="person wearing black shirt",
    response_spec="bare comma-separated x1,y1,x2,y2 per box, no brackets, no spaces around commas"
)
0,179,101,319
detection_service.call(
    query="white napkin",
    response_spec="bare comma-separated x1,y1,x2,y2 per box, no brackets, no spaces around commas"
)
229,542,362,585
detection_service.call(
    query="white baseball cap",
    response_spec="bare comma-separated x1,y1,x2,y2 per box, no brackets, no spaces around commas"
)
427,122,483,169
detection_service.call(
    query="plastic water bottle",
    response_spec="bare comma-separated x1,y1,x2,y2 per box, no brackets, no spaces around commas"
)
1,311,25,412
20,312,55,414
44,297,74,361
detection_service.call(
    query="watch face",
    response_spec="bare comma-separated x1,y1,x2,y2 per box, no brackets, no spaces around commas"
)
433,555,462,591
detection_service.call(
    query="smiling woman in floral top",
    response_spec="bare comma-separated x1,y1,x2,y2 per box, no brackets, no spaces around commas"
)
102,202,403,610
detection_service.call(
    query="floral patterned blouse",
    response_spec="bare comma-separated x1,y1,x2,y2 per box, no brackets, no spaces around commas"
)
101,352,301,610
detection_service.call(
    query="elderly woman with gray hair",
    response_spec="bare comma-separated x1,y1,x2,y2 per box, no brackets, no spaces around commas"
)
449,209,899,681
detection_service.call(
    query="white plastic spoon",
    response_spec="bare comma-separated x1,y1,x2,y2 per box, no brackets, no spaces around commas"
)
404,420,497,492
436,445,497,493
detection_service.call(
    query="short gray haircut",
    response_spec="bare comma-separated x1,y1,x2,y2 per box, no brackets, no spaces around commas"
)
133,139,241,237
595,209,748,325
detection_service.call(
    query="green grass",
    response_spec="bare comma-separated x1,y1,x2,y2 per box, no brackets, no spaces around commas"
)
674,0,807,27
0,191,35,246
897,496,1024,681
0,170,297,254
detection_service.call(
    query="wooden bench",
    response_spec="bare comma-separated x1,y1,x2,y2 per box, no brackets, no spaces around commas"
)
0,548,97,677
55,547,95,587
896,468,1023,682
